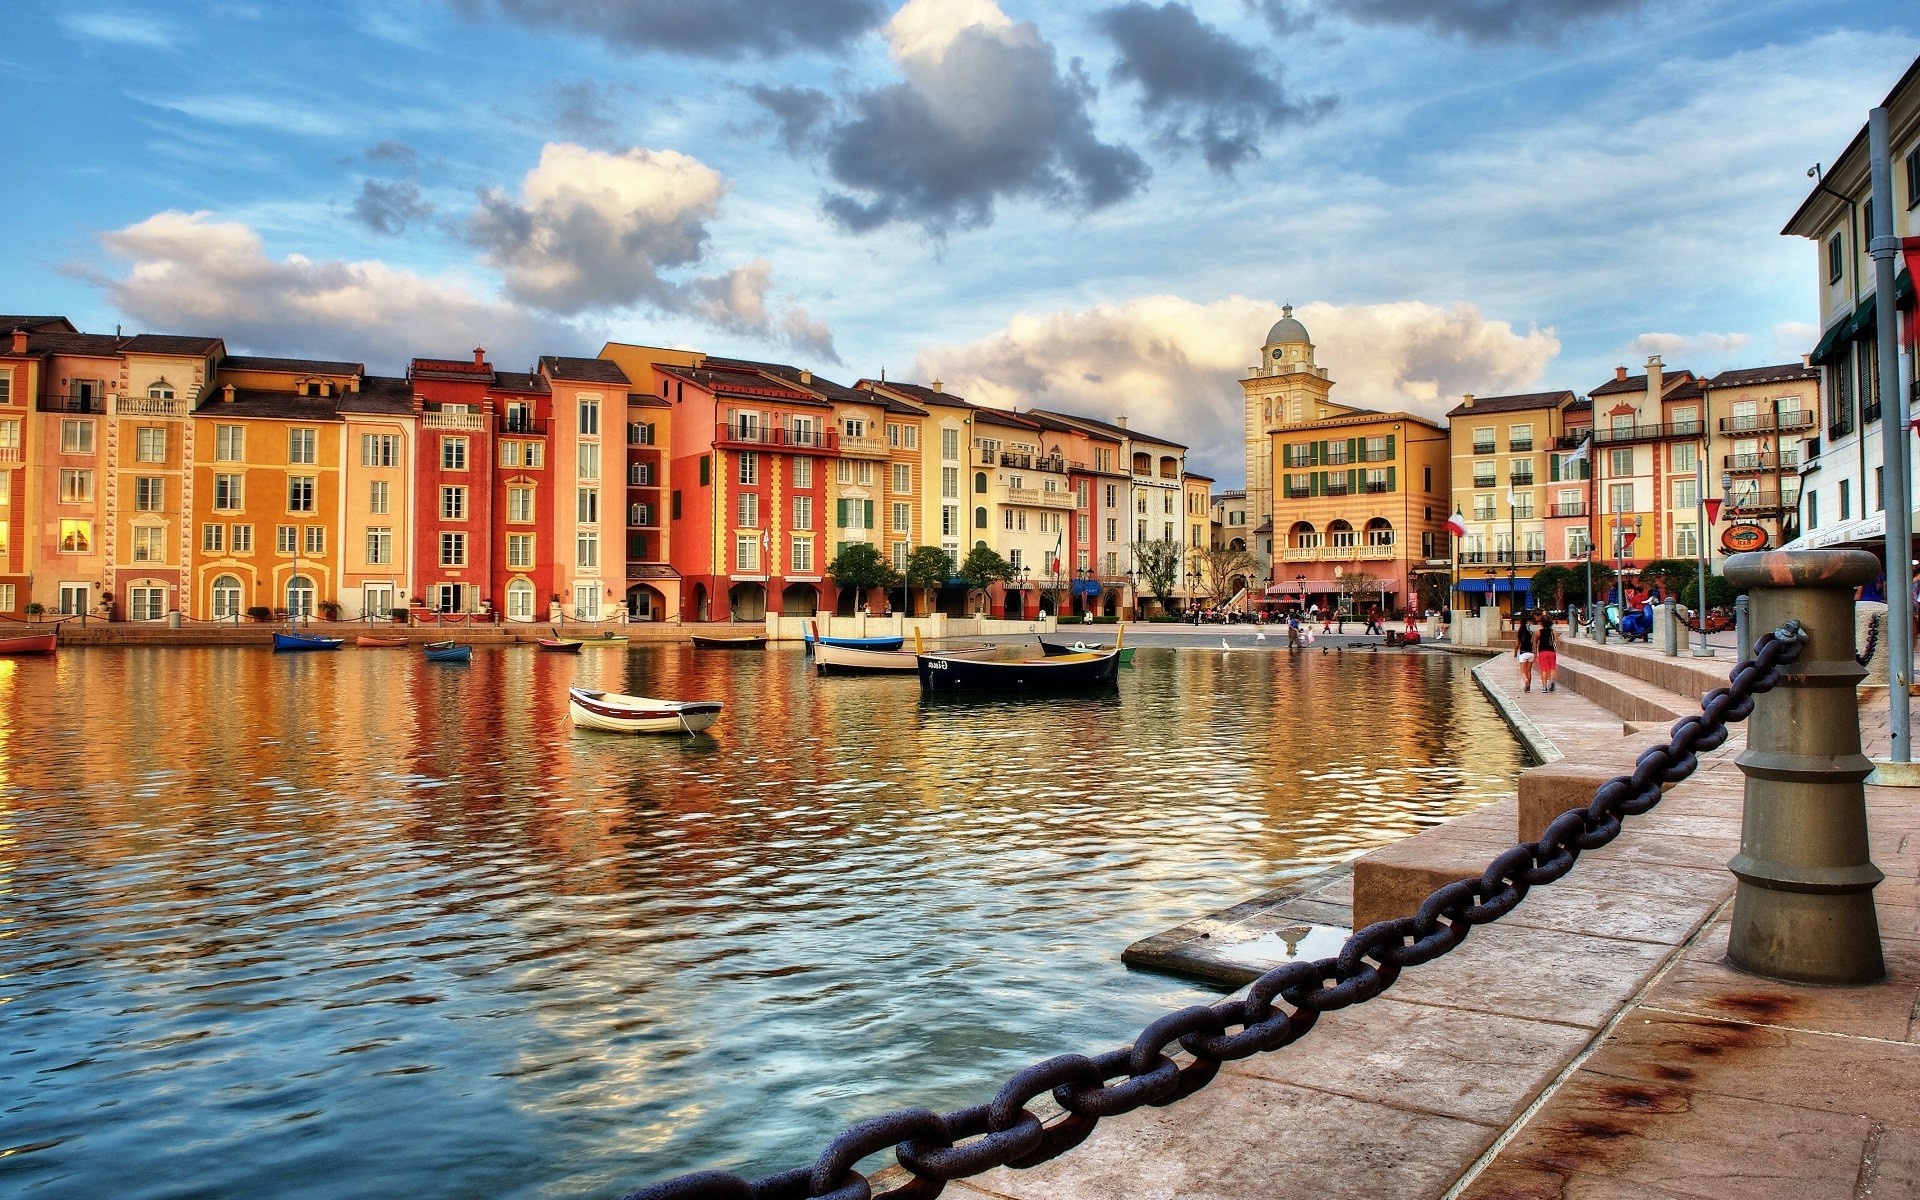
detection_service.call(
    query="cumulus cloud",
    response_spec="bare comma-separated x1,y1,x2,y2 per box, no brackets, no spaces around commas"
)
84,211,577,370
1624,331,1752,362
364,139,419,171
1336,0,1655,42
914,295,1558,477
756,0,1148,234
1770,321,1818,359
1098,1,1331,171
351,179,435,235
455,0,883,58
467,142,836,357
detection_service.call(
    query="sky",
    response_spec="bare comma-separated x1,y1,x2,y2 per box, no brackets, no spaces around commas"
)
2,0,1916,481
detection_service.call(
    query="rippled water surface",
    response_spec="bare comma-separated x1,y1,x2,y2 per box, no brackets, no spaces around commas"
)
0,642,1525,1198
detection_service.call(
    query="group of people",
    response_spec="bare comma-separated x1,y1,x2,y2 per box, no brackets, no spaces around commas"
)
1513,610,1560,692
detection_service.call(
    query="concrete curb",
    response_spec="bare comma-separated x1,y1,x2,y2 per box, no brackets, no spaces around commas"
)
1470,655,1561,765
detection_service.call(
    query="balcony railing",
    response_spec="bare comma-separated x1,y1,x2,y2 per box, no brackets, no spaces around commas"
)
1359,544,1396,560
1323,543,1358,561
1724,490,1796,517
422,410,486,430
1723,452,1800,472
1472,477,1497,489
1520,550,1546,564
715,423,836,451
0,446,18,464
995,451,1068,473
1555,433,1590,450
1283,486,1312,499
1509,472,1535,487
1460,552,1488,565
1863,401,1883,425
38,393,105,414
1361,448,1393,463
1364,481,1391,494
1592,421,1703,445
115,396,187,417
1284,456,1312,470
1323,480,1350,496
1719,411,1814,434
1471,442,1496,456
1282,546,1319,562
500,415,549,435
1005,486,1076,510
1550,502,1589,518
841,434,889,458
1509,441,1533,453
1323,452,1351,467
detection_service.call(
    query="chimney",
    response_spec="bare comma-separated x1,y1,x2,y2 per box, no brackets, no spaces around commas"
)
800,368,812,384
10,329,25,353
1614,366,1628,382
473,347,486,366
1802,352,1812,368
1461,393,1475,409
1645,354,1664,401
930,378,943,393
222,384,236,403
1114,415,1128,429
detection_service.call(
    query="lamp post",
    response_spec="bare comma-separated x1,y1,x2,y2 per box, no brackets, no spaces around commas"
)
1694,453,1713,656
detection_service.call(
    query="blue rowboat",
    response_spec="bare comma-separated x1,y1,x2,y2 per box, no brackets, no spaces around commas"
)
273,631,344,652
805,621,902,653
424,641,472,664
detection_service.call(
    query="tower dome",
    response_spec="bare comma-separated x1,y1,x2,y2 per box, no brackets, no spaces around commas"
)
1264,304,1309,346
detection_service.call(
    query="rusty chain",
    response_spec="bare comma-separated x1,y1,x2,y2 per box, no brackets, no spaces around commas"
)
624,622,1808,1200
1856,612,1881,668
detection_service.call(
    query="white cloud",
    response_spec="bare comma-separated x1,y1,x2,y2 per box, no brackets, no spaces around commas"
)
1770,321,1819,359
62,12,178,47
87,210,579,370
885,0,1013,63
1623,331,1752,361
913,295,1558,479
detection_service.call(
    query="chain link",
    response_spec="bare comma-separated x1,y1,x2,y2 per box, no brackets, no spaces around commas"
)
625,622,1808,1200
1856,612,1881,668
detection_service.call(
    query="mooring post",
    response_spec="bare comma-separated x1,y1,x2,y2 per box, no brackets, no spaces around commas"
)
1722,550,1885,985
1735,593,1751,665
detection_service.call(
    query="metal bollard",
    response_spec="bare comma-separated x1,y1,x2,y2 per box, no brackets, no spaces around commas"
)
1663,601,1679,656
1591,600,1606,643
1735,593,1751,665
1722,550,1885,985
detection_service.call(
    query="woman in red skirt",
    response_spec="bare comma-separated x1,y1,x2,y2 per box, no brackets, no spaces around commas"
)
1536,611,1559,692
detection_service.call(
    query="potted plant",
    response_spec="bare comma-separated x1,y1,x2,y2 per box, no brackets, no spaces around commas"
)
318,599,342,622
24,601,45,625
247,605,273,623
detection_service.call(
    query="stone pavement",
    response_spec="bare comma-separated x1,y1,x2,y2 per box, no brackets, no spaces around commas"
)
932,647,1918,1200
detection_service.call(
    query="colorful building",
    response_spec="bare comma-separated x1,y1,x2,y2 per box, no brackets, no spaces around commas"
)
1586,357,1707,579
338,375,415,620
489,368,555,623
408,351,497,616
1701,363,1820,563
540,356,629,621
1445,389,1579,611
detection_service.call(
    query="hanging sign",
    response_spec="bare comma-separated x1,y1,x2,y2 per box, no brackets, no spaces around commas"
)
1721,523,1769,553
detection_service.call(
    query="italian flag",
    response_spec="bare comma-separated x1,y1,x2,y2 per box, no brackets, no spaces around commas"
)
1445,511,1468,538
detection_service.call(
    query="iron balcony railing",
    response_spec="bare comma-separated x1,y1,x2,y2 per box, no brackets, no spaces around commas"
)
1471,441,1496,455
715,423,836,451
1363,481,1391,494
1460,551,1488,564
1360,448,1393,462
1724,452,1800,472
499,414,549,434
1591,420,1703,445
1509,472,1535,486
1472,476,1497,489
1719,411,1814,434
1508,440,1534,453
1554,432,1591,450
38,393,105,414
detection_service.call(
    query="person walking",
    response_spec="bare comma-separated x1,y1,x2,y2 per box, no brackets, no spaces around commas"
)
1287,611,1301,650
1537,611,1559,692
1515,610,1536,692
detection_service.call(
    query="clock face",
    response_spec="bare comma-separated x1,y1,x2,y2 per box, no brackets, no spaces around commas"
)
1272,349,1284,361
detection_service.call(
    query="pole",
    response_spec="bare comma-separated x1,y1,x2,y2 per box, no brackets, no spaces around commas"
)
1507,487,1517,620
1694,453,1712,655
1868,106,1913,761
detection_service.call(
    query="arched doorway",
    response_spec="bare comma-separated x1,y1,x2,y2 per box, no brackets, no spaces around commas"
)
506,578,535,622
1004,589,1025,620
835,585,858,616
729,582,767,621
626,584,665,621
1228,537,1247,552
1037,593,1055,616
690,582,710,622
211,574,243,621
286,575,315,620
781,583,818,615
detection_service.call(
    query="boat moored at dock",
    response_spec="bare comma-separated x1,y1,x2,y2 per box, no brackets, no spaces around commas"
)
568,686,723,734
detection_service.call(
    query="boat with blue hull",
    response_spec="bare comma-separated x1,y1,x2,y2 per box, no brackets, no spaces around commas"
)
804,622,903,653
424,641,472,663
273,631,344,652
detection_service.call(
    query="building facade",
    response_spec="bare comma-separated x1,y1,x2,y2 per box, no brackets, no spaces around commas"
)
1445,390,1578,610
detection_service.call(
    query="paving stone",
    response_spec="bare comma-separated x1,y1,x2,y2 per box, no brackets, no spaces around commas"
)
1499,879,1723,947
1386,921,1676,1029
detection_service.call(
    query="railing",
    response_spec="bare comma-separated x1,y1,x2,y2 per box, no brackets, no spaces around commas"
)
1551,502,1589,518
1323,452,1351,467
1508,441,1533,453
1521,549,1546,563
1360,448,1393,462
1719,411,1814,434
1724,452,1800,472
1591,420,1702,445
1363,482,1391,494
1471,442,1495,456
1004,487,1076,510
1282,486,1312,499
0,447,18,464
1863,400,1883,425
841,434,889,457
1555,432,1590,450
422,411,486,430
1472,477,1497,489
1359,544,1396,560
1281,546,1319,562
1460,552,1487,564
39,393,105,414
1322,543,1357,561
1509,472,1534,487
715,423,836,451
500,415,549,434
115,396,186,417
1323,481,1350,496
1725,491,1796,516
1283,456,1312,470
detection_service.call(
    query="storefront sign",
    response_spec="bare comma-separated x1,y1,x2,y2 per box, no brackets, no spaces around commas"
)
1721,523,1769,553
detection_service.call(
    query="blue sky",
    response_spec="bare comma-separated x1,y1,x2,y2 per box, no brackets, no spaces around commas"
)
3,0,1915,478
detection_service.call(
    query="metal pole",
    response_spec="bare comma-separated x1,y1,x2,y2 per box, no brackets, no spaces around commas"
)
1736,593,1752,664
1694,453,1713,655
1868,107,1913,761
1723,549,1884,984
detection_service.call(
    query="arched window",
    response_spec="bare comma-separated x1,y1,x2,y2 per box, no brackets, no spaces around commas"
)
1327,519,1355,548
506,578,535,622
1289,520,1318,549
1365,518,1395,547
148,380,175,400
211,575,242,620
974,472,987,493
974,506,987,529
287,575,315,619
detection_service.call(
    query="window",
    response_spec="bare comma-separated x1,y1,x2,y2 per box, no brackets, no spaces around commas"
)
525,441,544,469
1004,509,1014,530
577,487,599,524
1471,429,1495,454
1840,479,1852,521
232,525,252,553
1671,407,1700,435
1828,231,1844,283
136,427,166,463
578,442,600,480
1876,465,1885,511
1609,483,1634,515
215,425,243,461
1508,424,1533,451
60,419,95,454
277,525,298,554
128,586,165,620
892,463,911,493
441,437,468,470
203,523,225,553
892,502,911,533
857,461,873,485
287,576,315,619
975,506,987,529
735,534,760,572
507,533,533,568
369,480,390,515
791,536,813,573
1104,484,1119,508
793,495,813,531
288,428,316,464
508,486,533,523
836,459,852,484
288,477,315,512
1672,478,1698,509
672,490,682,519
214,474,243,511
1674,524,1699,557
0,376,8,406
0,420,16,455
297,527,324,561
440,532,466,566
1672,442,1697,472
59,519,91,553
367,527,393,565
506,579,534,621
1568,527,1590,559
1106,517,1118,541
441,486,467,521
500,441,522,468
362,433,400,467
628,421,655,445
1009,549,1023,570
576,529,598,568
1808,490,1819,529
1908,144,1920,209
578,397,599,434
738,492,759,528
1474,495,1495,520
1423,465,1432,492
1609,448,1633,475
793,456,813,489
739,452,759,485
212,576,243,620
942,427,960,460
1473,461,1496,488
941,504,958,537
135,477,163,511
132,525,165,562
59,469,93,503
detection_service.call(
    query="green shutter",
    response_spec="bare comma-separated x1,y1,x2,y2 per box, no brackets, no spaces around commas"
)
1349,437,1359,464
1385,435,1396,458
1349,468,1358,494
836,498,847,527
1386,466,1396,492
1311,472,1321,497
864,499,875,529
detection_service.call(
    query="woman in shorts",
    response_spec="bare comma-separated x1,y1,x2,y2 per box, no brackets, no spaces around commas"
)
1515,610,1536,692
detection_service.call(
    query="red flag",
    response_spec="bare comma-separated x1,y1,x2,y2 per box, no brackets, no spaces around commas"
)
1904,238,1920,348
1705,498,1722,525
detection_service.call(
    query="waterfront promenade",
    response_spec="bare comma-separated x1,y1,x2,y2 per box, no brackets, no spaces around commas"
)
926,641,1919,1200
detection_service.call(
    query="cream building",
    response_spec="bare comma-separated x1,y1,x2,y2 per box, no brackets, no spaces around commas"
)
1240,306,1337,539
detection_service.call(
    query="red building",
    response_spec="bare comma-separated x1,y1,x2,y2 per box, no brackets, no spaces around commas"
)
490,368,555,624
408,350,496,615
622,391,673,620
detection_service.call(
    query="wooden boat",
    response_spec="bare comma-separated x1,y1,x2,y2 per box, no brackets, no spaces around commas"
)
815,639,994,676
916,629,1122,692
691,633,767,650
424,641,472,663
1038,637,1136,666
537,637,583,653
568,686,723,734
804,621,903,653
0,631,57,656
581,631,630,644
356,634,409,648
273,631,344,652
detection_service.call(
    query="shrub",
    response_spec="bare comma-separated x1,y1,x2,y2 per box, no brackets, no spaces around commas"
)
1680,574,1738,611
246,606,273,622
318,600,343,621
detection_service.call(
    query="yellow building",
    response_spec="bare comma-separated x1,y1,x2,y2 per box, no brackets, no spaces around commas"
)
1181,472,1213,605
865,380,976,584
1444,390,1579,610
108,335,224,621
1240,306,1338,545
338,376,416,620
1700,363,1819,564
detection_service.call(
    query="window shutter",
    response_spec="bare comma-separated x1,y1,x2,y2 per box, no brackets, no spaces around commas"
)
1349,437,1359,463
1387,466,1396,492
1349,468,1358,493
1386,435,1396,458
1311,472,1321,497
836,498,847,528
864,500,875,529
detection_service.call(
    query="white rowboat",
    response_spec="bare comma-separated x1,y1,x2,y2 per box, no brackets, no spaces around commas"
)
814,640,996,675
568,686,723,734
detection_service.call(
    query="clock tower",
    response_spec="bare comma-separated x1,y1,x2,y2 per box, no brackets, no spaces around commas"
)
1239,305,1345,544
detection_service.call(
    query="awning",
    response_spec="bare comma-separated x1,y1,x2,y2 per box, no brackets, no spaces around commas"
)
1456,579,1532,594
1810,298,1874,366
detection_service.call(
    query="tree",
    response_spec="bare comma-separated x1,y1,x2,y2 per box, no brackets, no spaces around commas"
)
1336,570,1383,615
1196,546,1262,606
1413,572,1451,614
1134,538,1183,614
1681,573,1738,612
827,542,898,608
1530,562,1614,610
903,546,953,616
1640,558,1697,599
958,544,1015,613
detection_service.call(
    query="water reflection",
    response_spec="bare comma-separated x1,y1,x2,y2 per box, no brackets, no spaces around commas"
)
0,644,1523,1198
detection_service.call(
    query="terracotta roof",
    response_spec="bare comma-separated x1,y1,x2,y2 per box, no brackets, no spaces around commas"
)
122,333,223,356
658,363,825,405
1288,409,1446,434
1666,378,1704,401
1590,368,1698,400
880,394,926,416
1025,408,1187,450
706,356,871,405
973,406,1043,431
1185,472,1216,482
627,563,681,580
627,391,671,409
539,355,629,384
491,371,550,394
1706,363,1820,389
25,331,125,357
224,354,364,376
337,375,414,415
194,387,343,421
863,379,975,409
1445,389,1575,418
0,315,74,334
1565,396,1592,412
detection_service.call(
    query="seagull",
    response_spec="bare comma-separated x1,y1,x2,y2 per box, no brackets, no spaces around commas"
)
1255,629,1267,642
1222,638,1231,652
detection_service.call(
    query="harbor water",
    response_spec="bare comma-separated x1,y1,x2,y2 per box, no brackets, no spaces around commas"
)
0,642,1525,1198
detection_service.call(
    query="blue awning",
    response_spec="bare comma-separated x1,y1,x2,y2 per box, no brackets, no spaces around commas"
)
1456,579,1531,594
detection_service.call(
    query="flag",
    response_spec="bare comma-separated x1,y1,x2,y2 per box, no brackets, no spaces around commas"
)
1567,438,1589,464
1445,511,1468,538
1506,487,1517,508
1051,529,1063,575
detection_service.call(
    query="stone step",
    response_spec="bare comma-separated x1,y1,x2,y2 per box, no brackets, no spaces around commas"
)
1554,636,1730,701
1553,654,1694,725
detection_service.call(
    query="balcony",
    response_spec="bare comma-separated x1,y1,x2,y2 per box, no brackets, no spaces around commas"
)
1005,486,1076,510
499,414,549,435
1723,452,1800,473
1363,482,1391,494
1724,490,1795,517
1472,476,1497,490
715,422,836,452
1509,472,1535,487
1520,550,1546,564
38,393,105,414
1283,455,1313,470
841,433,890,459
1282,546,1320,562
1323,543,1358,561
422,410,486,431
1550,502,1589,518
1592,421,1702,446
0,446,17,464
1323,452,1351,467
115,395,187,418
1323,480,1350,496
1508,440,1533,453
1554,432,1591,450
1359,544,1396,561
1360,448,1393,463
1283,485,1312,499
1471,442,1496,456
1719,411,1814,434
1460,552,1488,565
